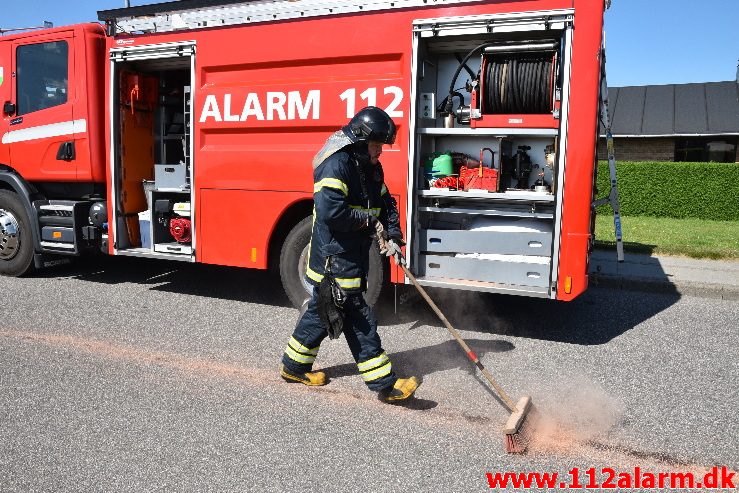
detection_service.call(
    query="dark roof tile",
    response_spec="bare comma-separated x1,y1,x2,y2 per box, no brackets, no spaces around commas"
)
674,84,708,134
642,84,674,135
610,86,645,135
706,82,739,133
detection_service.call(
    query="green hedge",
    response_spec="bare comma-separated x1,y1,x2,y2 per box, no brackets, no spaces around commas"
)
595,161,739,221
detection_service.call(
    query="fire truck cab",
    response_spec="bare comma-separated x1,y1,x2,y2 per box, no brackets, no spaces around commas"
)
0,24,106,273
0,0,607,306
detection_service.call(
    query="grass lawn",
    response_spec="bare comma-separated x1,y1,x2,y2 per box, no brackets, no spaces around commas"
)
594,215,739,260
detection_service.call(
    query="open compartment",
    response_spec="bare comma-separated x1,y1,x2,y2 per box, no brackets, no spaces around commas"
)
109,42,195,261
408,10,574,297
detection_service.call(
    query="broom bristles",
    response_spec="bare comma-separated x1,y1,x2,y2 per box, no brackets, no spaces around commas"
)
503,396,539,454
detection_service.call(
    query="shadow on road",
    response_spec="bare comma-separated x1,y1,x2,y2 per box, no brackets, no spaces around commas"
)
376,283,680,346
32,255,292,308
323,338,516,411
34,254,680,346
323,338,514,380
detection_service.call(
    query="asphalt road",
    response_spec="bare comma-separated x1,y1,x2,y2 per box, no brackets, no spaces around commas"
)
1,256,737,492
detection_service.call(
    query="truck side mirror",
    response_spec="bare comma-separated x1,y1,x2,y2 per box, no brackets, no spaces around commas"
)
3,102,16,116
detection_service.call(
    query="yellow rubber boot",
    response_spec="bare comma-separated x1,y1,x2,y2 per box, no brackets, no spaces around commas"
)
381,376,419,402
280,365,327,386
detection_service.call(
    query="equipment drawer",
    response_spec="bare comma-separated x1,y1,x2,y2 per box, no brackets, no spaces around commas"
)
419,228,551,256
155,164,188,190
419,253,551,288
154,242,192,255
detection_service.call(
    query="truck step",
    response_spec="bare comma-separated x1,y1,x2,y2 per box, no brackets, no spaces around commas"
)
34,200,93,255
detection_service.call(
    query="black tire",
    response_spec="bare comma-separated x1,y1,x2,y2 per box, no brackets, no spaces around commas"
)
279,216,387,308
0,190,35,277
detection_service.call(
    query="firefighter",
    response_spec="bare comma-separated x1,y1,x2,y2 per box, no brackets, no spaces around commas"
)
279,106,419,402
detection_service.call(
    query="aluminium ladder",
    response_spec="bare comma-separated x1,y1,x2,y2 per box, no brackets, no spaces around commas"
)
593,47,624,262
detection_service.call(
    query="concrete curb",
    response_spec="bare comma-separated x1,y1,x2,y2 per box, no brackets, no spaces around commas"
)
590,273,739,301
588,249,739,301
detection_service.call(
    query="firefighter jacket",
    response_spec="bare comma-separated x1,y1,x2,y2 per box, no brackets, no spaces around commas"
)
306,146,401,294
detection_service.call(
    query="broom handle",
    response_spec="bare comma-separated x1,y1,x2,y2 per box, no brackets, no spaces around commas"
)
400,262,518,412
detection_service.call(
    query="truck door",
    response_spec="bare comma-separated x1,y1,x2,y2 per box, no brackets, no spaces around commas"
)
0,40,10,166
4,30,78,181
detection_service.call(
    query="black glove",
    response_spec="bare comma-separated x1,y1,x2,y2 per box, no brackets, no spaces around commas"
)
367,214,387,239
317,261,346,340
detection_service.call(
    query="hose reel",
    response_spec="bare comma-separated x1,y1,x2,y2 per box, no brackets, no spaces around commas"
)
443,41,560,126
479,50,556,115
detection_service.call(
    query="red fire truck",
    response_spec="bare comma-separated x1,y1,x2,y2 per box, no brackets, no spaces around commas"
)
0,0,608,306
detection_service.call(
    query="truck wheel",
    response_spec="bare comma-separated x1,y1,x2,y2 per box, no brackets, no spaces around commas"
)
279,216,386,308
0,190,35,277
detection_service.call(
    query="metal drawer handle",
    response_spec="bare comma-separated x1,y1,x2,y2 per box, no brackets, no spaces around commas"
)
528,241,542,248
527,272,541,278
429,263,441,269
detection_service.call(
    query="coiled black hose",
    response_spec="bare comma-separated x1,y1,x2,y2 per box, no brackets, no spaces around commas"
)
483,53,554,114
444,42,498,115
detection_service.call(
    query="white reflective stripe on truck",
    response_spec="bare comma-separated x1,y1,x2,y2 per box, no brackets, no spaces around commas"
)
1,119,87,144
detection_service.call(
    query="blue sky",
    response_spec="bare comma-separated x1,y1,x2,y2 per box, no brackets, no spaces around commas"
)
2,0,737,87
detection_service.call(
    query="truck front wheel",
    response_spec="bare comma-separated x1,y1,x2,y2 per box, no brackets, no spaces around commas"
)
279,216,386,309
0,190,35,277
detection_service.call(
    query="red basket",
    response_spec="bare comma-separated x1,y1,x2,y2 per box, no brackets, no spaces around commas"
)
460,165,499,192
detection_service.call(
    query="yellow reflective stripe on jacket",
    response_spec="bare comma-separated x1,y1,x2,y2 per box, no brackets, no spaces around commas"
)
335,277,361,289
357,352,389,372
306,266,360,290
314,178,348,196
289,337,319,356
306,265,324,283
285,345,317,365
350,205,381,217
381,183,388,196
361,361,393,382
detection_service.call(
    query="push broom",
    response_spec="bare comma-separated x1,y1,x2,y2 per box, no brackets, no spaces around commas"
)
395,253,538,453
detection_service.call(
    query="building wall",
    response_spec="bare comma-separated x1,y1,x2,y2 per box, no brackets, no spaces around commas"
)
598,137,739,162
597,137,675,161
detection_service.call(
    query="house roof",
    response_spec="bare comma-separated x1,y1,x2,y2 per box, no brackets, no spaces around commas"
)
601,81,739,137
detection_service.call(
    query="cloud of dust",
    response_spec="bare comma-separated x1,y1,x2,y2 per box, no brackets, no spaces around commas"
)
523,376,722,472
526,375,624,456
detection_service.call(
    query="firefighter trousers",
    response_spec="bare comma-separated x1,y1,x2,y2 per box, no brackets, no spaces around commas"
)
281,287,397,391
